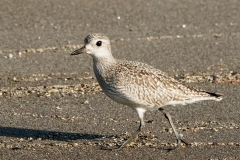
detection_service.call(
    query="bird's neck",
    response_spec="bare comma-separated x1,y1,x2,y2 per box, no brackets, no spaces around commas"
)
92,55,117,78
92,54,117,68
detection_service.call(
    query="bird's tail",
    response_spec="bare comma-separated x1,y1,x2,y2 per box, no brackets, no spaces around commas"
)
204,91,223,101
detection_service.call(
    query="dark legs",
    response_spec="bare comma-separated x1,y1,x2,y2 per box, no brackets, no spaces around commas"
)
158,108,188,150
114,117,144,150
114,108,146,150
102,108,187,150
101,108,146,150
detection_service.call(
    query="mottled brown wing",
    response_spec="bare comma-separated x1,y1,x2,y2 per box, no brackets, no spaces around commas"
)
115,61,203,106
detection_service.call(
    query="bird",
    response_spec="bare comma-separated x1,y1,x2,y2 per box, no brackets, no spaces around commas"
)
71,33,222,150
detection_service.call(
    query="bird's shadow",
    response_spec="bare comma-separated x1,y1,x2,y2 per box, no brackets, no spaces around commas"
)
0,126,109,141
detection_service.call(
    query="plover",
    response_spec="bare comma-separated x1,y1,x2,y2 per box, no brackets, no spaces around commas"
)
71,33,222,150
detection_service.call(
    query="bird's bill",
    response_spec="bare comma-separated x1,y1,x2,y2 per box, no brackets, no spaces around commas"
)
71,46,87,55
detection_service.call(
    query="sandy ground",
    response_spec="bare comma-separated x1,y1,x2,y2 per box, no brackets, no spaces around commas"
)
0,0,239,159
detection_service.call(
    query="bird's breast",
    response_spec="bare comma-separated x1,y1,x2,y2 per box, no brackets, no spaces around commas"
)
94,64,143,107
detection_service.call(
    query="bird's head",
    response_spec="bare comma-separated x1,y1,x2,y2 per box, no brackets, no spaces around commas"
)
71,33,112,60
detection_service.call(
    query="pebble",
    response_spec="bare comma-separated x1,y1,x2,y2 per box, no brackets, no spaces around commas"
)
83,100,89,104
8,54,13,58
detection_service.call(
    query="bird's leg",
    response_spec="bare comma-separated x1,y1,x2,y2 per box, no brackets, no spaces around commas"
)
158,108,188,150
114,108,146,150
96,108,146,151
113,119,144,150
101,118,144,151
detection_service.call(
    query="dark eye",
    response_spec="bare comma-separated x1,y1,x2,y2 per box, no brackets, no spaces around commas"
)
96,41,102,46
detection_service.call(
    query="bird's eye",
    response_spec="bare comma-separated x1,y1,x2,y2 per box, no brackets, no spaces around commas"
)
96,41,102,46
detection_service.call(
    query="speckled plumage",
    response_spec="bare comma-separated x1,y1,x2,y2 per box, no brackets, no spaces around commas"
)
94,59,222,108
71,33,222,150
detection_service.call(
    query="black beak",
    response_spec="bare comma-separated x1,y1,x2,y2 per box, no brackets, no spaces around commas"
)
71,46,87,55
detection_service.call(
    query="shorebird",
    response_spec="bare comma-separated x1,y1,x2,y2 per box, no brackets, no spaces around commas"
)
71,33,222,150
